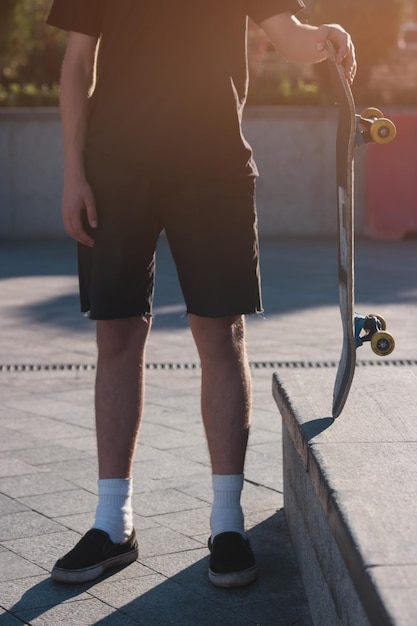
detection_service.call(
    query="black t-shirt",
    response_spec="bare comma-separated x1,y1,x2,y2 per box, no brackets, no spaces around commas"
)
47,0,304,180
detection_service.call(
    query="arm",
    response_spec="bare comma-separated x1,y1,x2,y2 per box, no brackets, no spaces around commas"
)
260,13,356,83
60,31,99,246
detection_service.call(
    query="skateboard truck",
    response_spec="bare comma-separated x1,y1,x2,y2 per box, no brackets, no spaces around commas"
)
355,108,396,147
354,313,395,356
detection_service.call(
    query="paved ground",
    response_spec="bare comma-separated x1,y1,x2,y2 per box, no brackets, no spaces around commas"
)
0,235,416,626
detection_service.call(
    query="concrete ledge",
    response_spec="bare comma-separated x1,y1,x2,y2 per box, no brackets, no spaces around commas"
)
272,367,417,626
0,108,64,239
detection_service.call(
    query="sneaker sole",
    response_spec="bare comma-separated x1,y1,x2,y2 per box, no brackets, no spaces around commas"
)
51,546,139,584
208,564,258,588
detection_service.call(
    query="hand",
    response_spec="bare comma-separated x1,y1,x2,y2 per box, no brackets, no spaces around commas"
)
316,24,357,83
61,174,98,247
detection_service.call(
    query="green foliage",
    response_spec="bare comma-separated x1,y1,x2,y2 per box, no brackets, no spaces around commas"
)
0,82,59,107
0,0,412,107
0,0,66,104
247,77,322,106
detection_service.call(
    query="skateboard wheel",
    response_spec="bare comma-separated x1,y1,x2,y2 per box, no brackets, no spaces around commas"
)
360,107,384,119
371,331,395,356
368,313,387,330
370,118,397,144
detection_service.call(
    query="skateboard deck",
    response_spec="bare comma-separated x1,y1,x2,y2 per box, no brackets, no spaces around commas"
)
326,43,396,418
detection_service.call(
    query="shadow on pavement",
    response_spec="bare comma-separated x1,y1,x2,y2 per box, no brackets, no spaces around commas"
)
1,236,416,333
301,417,334,441
0,511,311,626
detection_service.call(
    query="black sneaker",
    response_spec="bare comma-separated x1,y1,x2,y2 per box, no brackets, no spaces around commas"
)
208,531,257,588
51,528,139,583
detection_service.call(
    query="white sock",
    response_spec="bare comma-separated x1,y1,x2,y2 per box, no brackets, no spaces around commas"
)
93,478,133,544
210,473,245,540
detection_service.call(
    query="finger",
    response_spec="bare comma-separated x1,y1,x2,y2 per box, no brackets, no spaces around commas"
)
74,219,95,247
66,208,95,247
341,46,356,83
326,27,356,82
84,189,98,231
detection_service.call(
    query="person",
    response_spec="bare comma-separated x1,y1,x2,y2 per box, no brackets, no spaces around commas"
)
46,0,356,588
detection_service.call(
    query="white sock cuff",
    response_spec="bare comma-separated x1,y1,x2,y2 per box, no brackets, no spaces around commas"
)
212,474,244,491
97,478,133,497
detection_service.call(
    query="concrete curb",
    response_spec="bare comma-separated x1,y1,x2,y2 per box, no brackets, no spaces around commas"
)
273,367,417,626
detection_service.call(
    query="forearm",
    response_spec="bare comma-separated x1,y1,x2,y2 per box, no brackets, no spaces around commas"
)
260,14,325,64
59,47,95,178
260,12,356,81
57,33,99,246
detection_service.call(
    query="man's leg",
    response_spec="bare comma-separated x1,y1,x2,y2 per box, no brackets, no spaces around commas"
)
188,314,250,476
188,313,257,587
95,316,151,478
51,316,150,583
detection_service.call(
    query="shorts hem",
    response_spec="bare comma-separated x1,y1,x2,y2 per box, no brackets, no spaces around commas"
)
81,309,153,322
185,307,264,319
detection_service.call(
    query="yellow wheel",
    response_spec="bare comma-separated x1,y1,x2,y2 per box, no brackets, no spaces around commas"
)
371,331,395,356
370,118,397,144
361,107,384,119
368,313,387,330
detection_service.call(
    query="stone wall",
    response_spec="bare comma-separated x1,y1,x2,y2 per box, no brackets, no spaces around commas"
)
0,106,367,239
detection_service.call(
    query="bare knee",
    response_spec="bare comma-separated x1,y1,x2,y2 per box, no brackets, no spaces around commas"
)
188,314,246,362
96,316,151,359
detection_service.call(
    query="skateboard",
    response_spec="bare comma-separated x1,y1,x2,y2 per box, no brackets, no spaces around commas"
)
326,43,396,418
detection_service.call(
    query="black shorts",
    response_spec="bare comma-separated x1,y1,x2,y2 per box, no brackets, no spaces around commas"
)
78,155,263,320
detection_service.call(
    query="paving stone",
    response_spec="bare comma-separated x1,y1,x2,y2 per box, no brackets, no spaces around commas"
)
49,436,97,454
139,422,205,452
141,547,208,579
0,493,29,515
132,454,205,482
0,410,92,441
137,526,202,559
168,475,212,503
143,393,200,417
40,388,95,408
88,572,167,608
0,474,75,498
2,530,83,570
251,407,283,434
132,488,208,518
52,513,95,535
0,457,44,478
0,511,62,542
0,575,90,612
12,444,93,467
149,506,211,539
88,574,258,626
0,426,40,453
32,458,97,480
131,514,160,533
15,598,140,626
244,459,283,494
60,476,97,494
52,510,157,536
17,488,97,519
241,481,283,513
167,444,211,466
0,550,46,581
